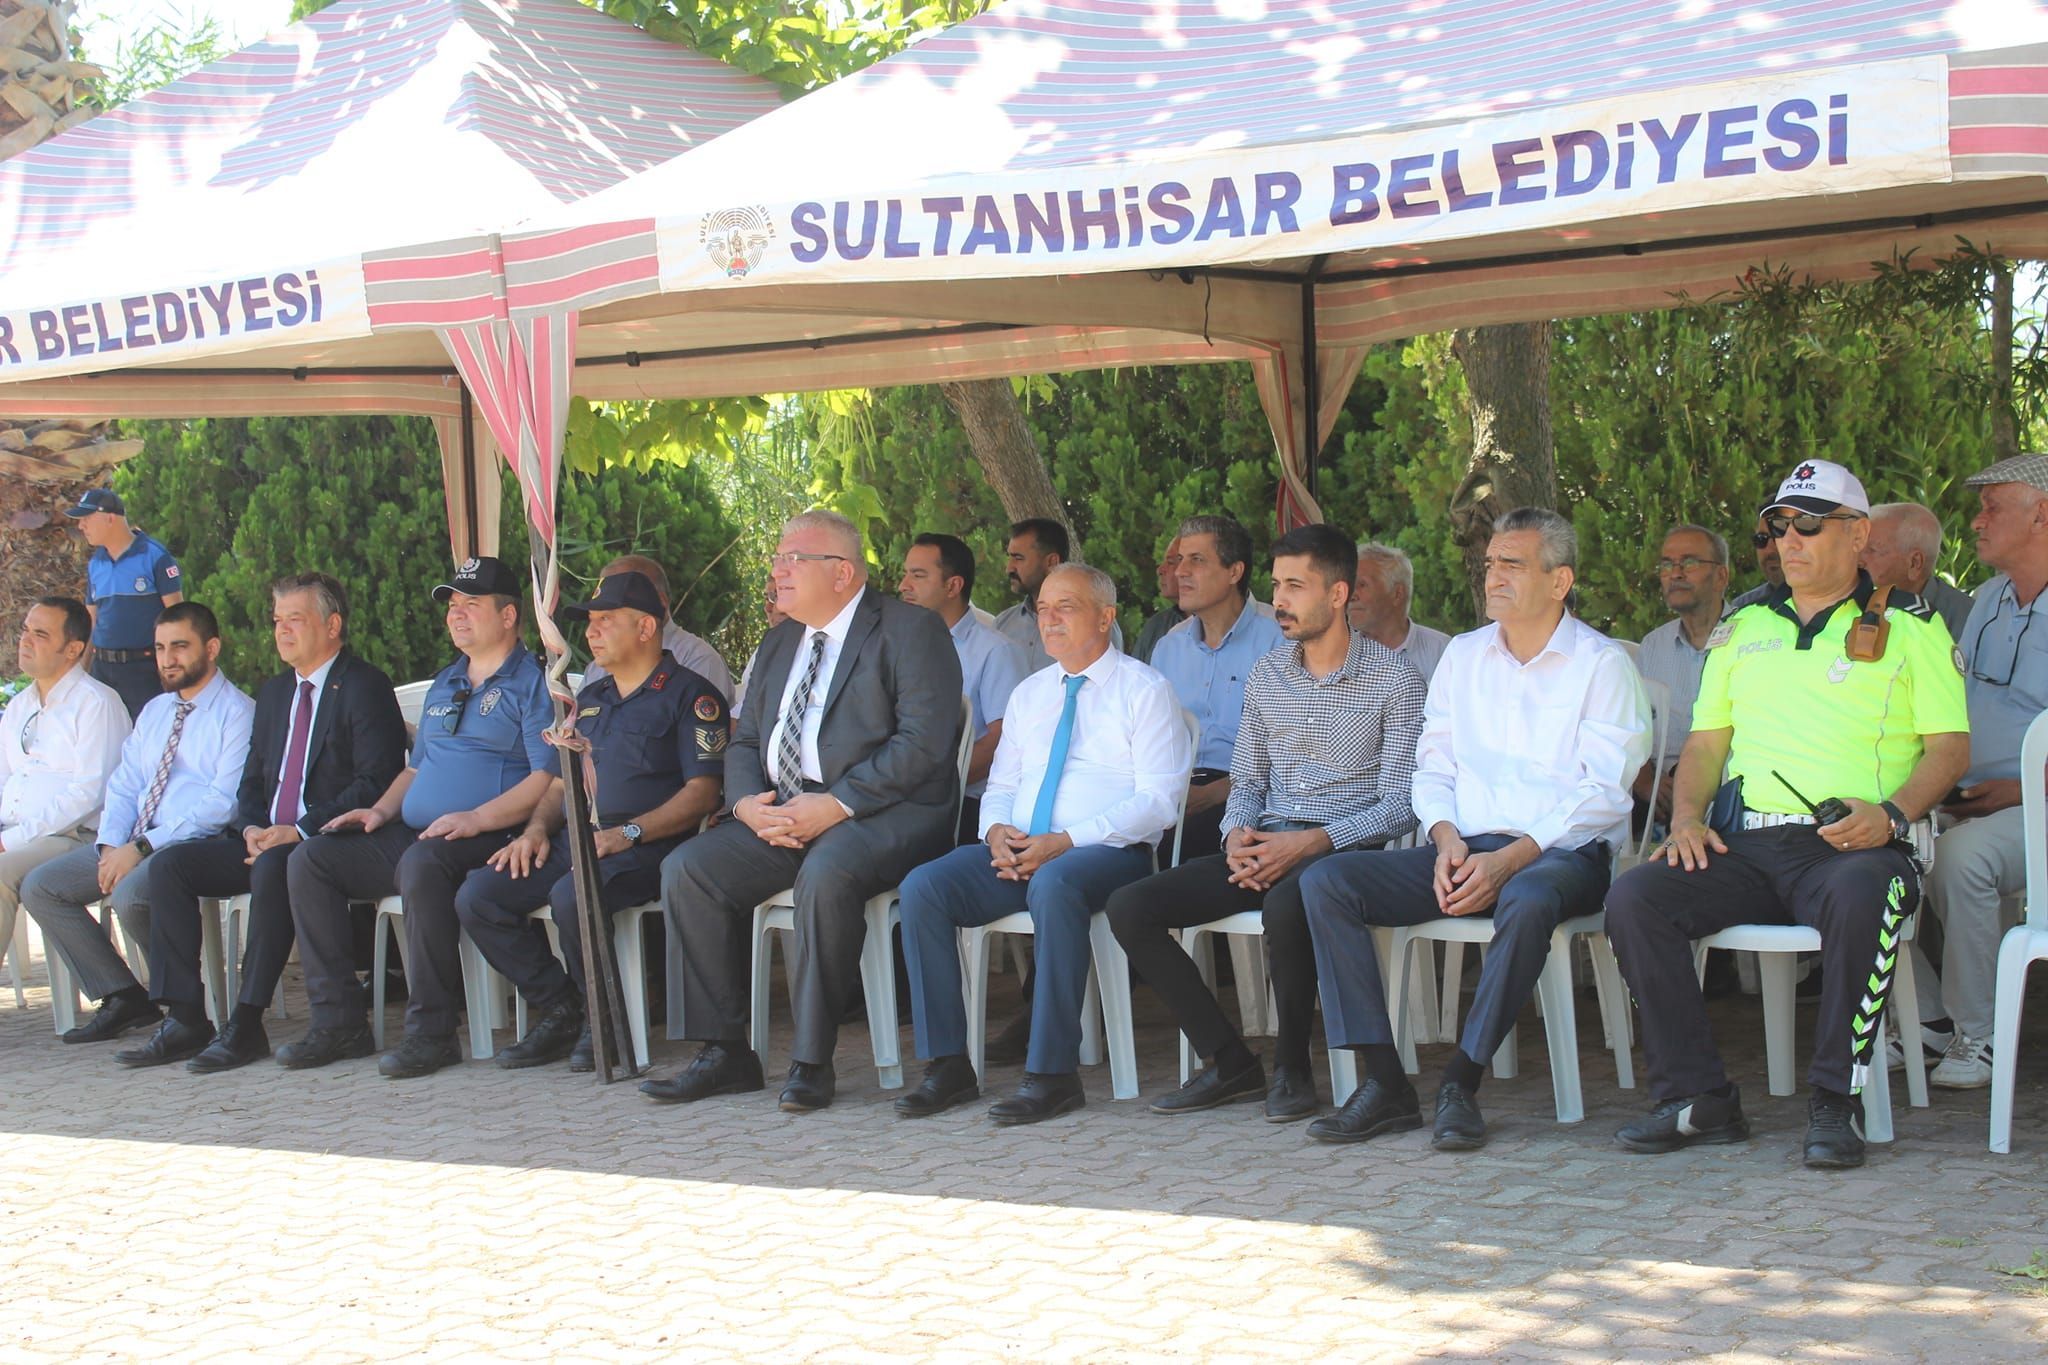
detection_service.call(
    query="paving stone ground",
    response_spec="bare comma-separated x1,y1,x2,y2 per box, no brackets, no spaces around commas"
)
5,938,2048,1362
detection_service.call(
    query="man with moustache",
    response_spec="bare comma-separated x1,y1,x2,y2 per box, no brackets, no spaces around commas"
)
1862,502,1973,642
1108,526,1427,1122
992,517,1122,666
1349,543,1452,683
21,603,254,1048
1727,513,1787,612
1132,537,1187,664
1,598,130,959
135,575,407,1069
1633,524,1731,828
893,564,1190,1124
581,553,734,703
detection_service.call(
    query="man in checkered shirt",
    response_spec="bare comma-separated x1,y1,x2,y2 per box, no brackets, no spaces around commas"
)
1107,524,1427,1123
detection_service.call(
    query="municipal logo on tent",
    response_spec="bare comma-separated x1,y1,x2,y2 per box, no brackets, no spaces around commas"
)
701,207,775,278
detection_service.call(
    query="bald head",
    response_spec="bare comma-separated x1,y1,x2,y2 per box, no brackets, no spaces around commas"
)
1861,502,1944,593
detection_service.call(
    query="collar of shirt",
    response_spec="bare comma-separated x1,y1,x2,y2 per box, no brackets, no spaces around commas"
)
29,662,90,716
948,610,984,646
295,653,340,692
449,641,533,691
1176,595,1262,652
1283,628,1372,682
96,530,157,569
1058,645,1124,689
814,584,865,647
1478,612,1581,670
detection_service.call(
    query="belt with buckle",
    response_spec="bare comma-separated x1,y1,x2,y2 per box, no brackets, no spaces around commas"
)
1740,811,1818,831
94,647,151,663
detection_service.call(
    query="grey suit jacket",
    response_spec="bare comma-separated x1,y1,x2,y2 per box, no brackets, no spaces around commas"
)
729,589,964,858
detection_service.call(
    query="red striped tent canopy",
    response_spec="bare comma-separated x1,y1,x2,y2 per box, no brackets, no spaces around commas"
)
486,0,2048,523
0,0,781,550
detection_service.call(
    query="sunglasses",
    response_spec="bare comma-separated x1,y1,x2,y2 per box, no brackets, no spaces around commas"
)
442,679,472,735
1763,512,1860,540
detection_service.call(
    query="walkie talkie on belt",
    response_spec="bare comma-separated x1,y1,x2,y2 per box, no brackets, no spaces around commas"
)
1773,770,1851,828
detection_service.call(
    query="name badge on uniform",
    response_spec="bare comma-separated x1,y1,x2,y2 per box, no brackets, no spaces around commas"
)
1704,621,1735,650
579,705,601,718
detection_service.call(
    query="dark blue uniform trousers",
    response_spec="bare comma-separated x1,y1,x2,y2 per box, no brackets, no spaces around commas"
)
1301,833,1611,1066
899,841,1154,1075
456,832,679,1017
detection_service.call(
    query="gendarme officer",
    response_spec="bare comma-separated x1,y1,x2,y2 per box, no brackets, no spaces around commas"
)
1605,459,1969,1171
65,487,183,718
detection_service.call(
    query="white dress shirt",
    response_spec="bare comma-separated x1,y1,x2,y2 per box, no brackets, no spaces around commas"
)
99,669,257,850
764,586,866,787
1411,615,1650,852
270,653,339,826
980,648,1191,849
0,665,131,845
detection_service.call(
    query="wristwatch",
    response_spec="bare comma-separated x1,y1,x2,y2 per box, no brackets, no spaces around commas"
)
133,834,155,858
1880,801,1911,842
620,822,643,846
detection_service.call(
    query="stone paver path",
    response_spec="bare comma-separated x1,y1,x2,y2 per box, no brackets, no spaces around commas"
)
6,943,2047,1361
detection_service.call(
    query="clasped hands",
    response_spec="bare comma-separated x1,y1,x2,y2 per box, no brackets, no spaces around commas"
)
983,824,1072,881
736,792,848,849
1431,831,1535,916
1224,826,1330,892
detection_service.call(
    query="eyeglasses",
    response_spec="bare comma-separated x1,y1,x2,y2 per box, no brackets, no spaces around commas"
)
769,552,847,569
1654,556,1723,576
442,679,472,735
18,705,40,753
1967,605,2037,687
1764,512,1860,540
1750,531,1773,549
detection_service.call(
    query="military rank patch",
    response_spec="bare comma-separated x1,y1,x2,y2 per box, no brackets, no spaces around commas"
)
649,668,669,691
1704,621,1735,650
579,706,601,718
694,695,723,722
696,725,729,753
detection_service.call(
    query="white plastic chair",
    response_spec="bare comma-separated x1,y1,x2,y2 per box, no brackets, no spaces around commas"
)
1990,710,2048,1153
959,707,1201,1101
196,894,290,1028
747,695,976,1091
369,896,509,1058
46,900,148,1035
5,910,31,1008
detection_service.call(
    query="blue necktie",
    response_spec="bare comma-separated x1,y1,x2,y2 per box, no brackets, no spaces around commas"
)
1028,674,1086,836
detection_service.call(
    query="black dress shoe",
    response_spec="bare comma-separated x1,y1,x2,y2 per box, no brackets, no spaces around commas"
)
640,1042,765,1103
1307,1077,1422,1144
114,1017,214,1068
493,1001,584,1070
1802,1091,1866,1170
985,1008,1032,1065
186,1016,272,1074
63,993,161,1044
988,1071,1085,1126
894,1055,980,1118
276,1023,378,1070
779,1060,836,1112
567,1028,595,1073
1264,1065,1321,1123
1431,1080,1488,1151
379,1032,463,1079
1149,1057,1266,1114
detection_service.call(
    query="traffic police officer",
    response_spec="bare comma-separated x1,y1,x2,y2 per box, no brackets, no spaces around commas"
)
272,557,558,1080
1605,459,1969,1170
65,487,183,717
456,570,726,1073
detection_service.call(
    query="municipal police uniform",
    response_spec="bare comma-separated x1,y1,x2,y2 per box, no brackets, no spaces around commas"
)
67,489,181,718
1606,569,1968,1104
286,636,557,1037
457,654,728,1017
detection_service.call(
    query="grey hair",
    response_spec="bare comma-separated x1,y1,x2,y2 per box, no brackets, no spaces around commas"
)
1044,562,1118,611
1355,542,1414,599
603,554,671,605
1494,506,1577,572
1871,502,1944,563
1663,522,1730,566
271,571,348,627
783,508,866,575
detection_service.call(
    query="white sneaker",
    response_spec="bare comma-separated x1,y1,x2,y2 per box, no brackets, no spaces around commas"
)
1931,1033,1993,1089
1884,1017,1953,1071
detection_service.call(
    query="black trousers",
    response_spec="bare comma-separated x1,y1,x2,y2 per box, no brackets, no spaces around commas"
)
1605,824,1918,1101
456,832,678,1019
146,836,295,1012
92,654,160,720
1105,842,1335,1073
288,823,515,1032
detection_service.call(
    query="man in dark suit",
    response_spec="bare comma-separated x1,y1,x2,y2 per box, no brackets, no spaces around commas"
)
129,573,407,1072
642,509,963,1113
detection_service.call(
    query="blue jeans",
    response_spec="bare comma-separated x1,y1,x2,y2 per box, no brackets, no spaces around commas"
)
898,842,1154,1074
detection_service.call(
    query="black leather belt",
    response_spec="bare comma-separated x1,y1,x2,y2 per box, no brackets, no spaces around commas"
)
94,648,152,663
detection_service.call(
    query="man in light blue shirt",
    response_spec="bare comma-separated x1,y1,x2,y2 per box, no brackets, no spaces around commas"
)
1149,515,1284,861
21,602,254,1045
1913,455,2048,1086
898,532,1032,841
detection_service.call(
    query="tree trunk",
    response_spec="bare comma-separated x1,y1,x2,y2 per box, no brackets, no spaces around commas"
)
1990,261,2019,463
1,0,120,638
1448,322,1558,616
939,377,1064,526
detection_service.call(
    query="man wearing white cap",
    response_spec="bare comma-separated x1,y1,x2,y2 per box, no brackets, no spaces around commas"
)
1908,454,2048,1087
1605,458,1970,1170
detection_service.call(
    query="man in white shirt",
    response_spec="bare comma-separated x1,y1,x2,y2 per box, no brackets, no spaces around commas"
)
581,553,734,702
1634,523,1730,826
20,603,254,1046
893,564,1192,1125
1349,542,1452,682
1301,508,1649,1151
1,597,131,960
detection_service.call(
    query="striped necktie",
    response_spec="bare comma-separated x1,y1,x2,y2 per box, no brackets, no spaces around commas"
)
132,700,195,840
775,631,828,801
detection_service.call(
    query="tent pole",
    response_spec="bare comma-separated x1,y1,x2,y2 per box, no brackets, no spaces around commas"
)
459,386,479,561
1299,275,1321,505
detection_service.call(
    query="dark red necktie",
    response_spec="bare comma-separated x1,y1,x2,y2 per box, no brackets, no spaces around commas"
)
273,679,314,826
